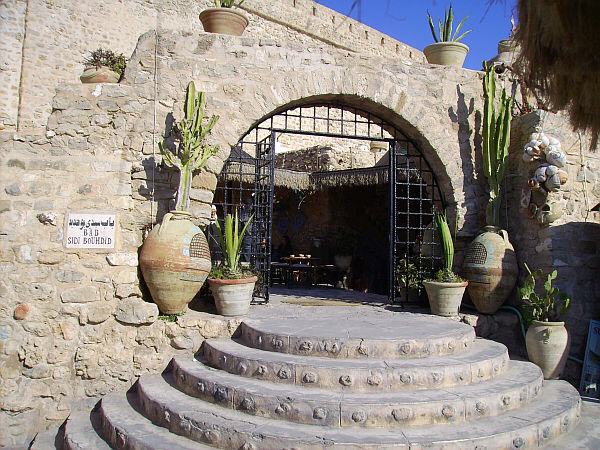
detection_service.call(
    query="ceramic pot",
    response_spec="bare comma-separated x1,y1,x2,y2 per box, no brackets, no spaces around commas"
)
80,66,120,84
526,320,570,379
424,280,468,317
462,226,518,314
334,255,352,271
208,276,257,316
139,211,211,314
423,42,469,67
199,8,249,36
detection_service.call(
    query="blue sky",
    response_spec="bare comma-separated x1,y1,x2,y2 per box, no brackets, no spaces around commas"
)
315,0,518,70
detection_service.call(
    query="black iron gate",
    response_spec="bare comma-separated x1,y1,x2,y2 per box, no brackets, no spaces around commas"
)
213,104,445,304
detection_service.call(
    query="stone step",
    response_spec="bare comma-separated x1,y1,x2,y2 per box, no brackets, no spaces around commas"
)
238,314,476,359
201,337,509,391
133,373,581,449
63,407,111,450
169,356,543,428
98,392,215,450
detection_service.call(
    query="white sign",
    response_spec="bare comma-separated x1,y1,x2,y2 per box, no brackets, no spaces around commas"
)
66,213,116,249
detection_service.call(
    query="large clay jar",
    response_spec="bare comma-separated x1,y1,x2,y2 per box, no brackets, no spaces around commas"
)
424,42,469,67
139,211,211,314
526,321,570,379
208,277,257,316
199,8,248,36
423,280,468,317
462,226,518,314
80,66,120,84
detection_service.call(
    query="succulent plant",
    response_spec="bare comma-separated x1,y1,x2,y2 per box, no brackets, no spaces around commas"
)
214,0,244,7
427,4,471,43
159,81,219,212
519,264,571,324
83,48,127,77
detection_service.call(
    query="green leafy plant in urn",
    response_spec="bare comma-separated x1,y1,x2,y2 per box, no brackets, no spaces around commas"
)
424,5,471,68
139,82,218,314
462,63,518,314
519,264,571,379
199,0,248,36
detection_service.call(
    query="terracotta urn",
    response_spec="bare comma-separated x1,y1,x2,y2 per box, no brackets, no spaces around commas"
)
462,226,518,314
424,42,469,68
526,320,570,379
424,280,468,317
139,211,211,314
80,65,120,84
208,276,257,316
199,8,249,36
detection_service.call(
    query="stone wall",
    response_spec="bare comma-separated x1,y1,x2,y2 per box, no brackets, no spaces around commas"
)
1,0,423,131
0,27,482,446
506,110,600,385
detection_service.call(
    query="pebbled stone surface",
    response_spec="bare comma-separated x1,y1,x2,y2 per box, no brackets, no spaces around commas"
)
239,314,476,359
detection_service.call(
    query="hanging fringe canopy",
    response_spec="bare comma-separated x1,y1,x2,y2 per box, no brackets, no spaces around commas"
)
514,0,600,143
221,163,421,191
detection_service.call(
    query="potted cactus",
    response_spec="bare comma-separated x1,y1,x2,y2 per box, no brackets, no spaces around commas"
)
208,210,257,316
139,81,218,314
199,0,248,36
462,62,518,314
424,5,471,67
80,48,126,84
423,213,468,317
519,264,571,379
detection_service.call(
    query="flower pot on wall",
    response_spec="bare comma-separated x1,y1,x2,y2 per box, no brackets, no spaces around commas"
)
526,320,570,379
462,226,518,314
199,8,249,36
208,276,257,316
424,42,469,67
139,211,211,314
424,280,468,317
80,65,120,84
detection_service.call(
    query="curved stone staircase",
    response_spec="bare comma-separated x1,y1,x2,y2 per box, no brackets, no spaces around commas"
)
63,313,581,449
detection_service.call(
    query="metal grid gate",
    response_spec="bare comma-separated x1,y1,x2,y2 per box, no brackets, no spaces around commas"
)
212,103,445,303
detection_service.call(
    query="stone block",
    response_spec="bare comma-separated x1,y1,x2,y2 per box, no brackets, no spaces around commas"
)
106,252,138,267
38,250,65,265
85,304,113,324
191,171,218,191
115,283,142,299
61,285,101,303
189,188,214,204
114,298,158,325
56,269,85,283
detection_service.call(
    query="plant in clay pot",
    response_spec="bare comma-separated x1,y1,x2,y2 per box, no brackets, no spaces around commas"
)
424,4,471,67
332,228,357,271
519,264,571,379
208,210,257,316
139,81,218,315
424,213,468,317
462,62,518,314
199,0,249,36
80,48,126,84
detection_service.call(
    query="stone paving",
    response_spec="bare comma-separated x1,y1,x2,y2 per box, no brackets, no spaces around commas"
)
56,288,583,449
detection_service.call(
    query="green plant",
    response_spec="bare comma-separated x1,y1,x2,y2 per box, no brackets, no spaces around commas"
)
214,0,244,7
83,49,127,77
519,264,571,324
482,61,514,227
211,210,254,279
159,82,219,211
396,258,420,289
433,212,463,283
427,5,471,43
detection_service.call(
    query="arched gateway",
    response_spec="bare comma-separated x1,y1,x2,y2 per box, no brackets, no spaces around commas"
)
211,99,446,303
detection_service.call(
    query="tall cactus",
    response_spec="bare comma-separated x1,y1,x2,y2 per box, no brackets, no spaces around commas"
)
159,82,219,211
482,62,513,227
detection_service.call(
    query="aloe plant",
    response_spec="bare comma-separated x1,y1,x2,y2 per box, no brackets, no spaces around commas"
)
159,82,219,212
427,5,471,43
213,210,253,277
434,212,462,282
482,62,514,227
214,0,244,7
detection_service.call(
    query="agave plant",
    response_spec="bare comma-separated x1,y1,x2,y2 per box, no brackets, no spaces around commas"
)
213,210,253,277
427,4,471,43
159,82,219,212
214,0,244,7
482,62,514,227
